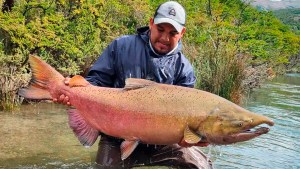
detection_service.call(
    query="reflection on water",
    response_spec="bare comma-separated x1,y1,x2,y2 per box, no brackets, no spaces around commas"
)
1,74,299,169
202,73,300,169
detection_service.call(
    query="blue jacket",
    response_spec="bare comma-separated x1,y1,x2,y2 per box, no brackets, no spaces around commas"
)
85,26,196,88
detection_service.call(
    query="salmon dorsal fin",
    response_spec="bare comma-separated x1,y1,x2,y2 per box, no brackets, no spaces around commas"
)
124,78,156,91
183,126,202,144
120,140,139,160
69,75,90,87
67,109,99,147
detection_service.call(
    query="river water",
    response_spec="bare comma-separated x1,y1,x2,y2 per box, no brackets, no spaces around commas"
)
0,74,299,169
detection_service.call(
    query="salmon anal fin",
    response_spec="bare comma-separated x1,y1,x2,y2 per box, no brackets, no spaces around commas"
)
69,75,90,87
18,85,52,100
120,140,139,160
124,78,156,91
67,109,99,147
183,126,202,144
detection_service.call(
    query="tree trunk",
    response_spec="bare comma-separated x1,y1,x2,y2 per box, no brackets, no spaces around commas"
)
207,0,212,16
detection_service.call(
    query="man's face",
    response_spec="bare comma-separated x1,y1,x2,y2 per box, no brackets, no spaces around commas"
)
149,18,186,55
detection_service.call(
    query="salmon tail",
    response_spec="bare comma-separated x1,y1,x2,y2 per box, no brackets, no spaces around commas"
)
18,85,52,100
18,55,64,100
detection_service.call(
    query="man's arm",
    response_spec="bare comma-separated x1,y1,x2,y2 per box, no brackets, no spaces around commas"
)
174,54,196,88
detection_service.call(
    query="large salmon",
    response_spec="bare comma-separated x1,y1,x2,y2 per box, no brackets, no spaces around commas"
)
19,55,274,160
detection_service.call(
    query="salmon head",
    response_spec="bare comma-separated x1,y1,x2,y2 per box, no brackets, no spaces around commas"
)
195,104,274,145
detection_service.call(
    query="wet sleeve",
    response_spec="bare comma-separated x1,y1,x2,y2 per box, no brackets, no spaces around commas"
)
174,56,196,88
85,42,116,87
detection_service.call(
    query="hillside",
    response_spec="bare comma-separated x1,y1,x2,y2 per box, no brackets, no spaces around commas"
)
251,0,300,10
273,8,300,31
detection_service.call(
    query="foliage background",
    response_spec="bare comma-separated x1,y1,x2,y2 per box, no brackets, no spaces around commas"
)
273,8,300,34
0,0,299,110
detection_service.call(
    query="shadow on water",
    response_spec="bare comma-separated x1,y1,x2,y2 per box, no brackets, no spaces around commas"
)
1,73,299,169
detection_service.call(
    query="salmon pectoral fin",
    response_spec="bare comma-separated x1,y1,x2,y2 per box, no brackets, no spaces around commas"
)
18,85,52,100
67,109,99,147
120,140,139,160
183,126,202,144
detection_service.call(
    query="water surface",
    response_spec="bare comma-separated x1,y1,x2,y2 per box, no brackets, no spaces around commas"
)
0,103,98,168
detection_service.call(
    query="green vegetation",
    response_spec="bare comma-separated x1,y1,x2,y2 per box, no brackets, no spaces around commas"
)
273,8,300,34
0,0,299,110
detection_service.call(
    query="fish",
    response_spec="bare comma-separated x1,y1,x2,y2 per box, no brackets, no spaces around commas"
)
19,55,274,160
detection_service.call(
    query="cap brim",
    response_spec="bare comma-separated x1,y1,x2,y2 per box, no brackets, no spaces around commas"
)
154,18,184,33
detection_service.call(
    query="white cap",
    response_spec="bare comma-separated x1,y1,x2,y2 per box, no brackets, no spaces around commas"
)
154,1,186,32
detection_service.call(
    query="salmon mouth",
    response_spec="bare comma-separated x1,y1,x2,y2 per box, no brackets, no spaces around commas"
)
198,126,272,145
233,117,274,139
222,117,275,144
245,126,270,134
220,127,271,144
236,126,270,137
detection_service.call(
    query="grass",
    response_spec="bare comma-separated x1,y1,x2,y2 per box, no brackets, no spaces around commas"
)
184,41,246,104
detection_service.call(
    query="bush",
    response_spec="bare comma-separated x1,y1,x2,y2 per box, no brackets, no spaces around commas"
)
0,49,30,111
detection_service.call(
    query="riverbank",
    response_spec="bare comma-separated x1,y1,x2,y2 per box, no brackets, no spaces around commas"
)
286,53,300,73
242,53,300,91
242,64,276,91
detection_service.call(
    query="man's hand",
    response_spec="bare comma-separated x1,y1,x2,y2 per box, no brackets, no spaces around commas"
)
178,139,209,147
53,77,71,106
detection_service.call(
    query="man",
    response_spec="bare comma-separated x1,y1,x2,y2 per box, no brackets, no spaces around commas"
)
55,1,213,169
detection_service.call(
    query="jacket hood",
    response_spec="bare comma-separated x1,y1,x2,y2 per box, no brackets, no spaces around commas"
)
136,26,183,56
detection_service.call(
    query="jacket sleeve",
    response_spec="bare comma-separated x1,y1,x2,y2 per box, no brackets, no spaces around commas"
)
85,42,116,87
174,55,196,88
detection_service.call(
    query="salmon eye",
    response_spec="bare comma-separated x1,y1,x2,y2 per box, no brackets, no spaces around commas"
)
232,121,243,127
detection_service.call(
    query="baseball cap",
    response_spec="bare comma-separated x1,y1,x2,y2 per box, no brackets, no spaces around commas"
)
154,1,186,32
